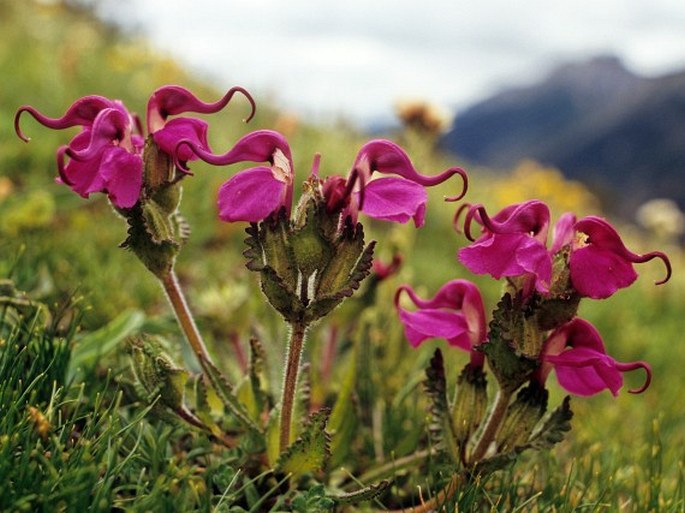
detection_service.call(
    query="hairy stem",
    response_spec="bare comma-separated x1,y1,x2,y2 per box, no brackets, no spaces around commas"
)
279,321,307,453
470,389,512,463
160,269,213,366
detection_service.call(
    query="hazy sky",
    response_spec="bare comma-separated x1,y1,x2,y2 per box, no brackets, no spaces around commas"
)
103,0,685,126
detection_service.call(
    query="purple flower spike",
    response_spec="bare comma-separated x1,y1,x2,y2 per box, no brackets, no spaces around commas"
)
569,216,672,299
538,318,651,397
395,279,487,367
177,130,294,222
458,200,553,293
14,96,120,142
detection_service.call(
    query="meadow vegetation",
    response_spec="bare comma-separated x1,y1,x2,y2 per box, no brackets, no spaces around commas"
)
1,2,683,511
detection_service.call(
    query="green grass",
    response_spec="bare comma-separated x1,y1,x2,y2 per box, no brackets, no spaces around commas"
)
1,1,684,511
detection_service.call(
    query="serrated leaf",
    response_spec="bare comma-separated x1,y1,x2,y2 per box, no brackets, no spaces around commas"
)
473,396,573,477
329,479,392,504
193,374,226,438
423,349,460,465
142,199,176,244
527,395,573,450
276,409,331,477
201,357,262,435
483,294,538,392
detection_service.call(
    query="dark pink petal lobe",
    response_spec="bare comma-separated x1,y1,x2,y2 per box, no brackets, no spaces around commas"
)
153,118,209,160
570,244,638,299
357,177,428,226
459,233,552,290
66,108,130,162
99,147,144,209
398,308,471,350
546,347,623,396
217,167,286,222
466,201,551,241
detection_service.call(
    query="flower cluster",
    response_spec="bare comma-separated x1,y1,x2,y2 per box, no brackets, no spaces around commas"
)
15,86,255,209
397,199,670,398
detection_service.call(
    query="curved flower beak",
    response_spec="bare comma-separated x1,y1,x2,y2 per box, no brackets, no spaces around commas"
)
570,216,672,299
539,318,651,396
15,95,121,142
458,200,553,293
146,85,256,133
176,130,294,223
395,280,487,367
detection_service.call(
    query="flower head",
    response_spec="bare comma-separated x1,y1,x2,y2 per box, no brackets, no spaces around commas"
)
552,215,671,299
395,279,486,367
15,86,254,209
325,139,468,227
458,200,553,294
536,318,651,396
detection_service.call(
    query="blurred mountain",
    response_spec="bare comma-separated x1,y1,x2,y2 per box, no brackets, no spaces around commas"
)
441,56,685,215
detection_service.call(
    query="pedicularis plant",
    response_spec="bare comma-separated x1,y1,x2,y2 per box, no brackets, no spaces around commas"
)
15,86,671,511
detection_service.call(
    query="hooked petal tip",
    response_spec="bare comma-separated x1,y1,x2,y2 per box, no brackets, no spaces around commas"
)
463,204,487,242
452,203,471,234
173,139,199,174
641,251,672,286
617,361,652,394
442,167,469,202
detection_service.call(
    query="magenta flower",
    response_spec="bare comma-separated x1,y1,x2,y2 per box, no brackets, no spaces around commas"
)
458,200,553,294
395,279,487,367
324,139,468,227
178,131,468,226
176,130,294,223
551,214,671,299
15,86,254,209
536,318,651,397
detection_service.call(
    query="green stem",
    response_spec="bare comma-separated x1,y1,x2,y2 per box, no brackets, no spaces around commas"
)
160,269,213,366
469,389,512,463
279,321,307,453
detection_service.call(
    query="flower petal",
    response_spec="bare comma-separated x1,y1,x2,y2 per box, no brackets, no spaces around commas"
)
398,308,471,350
99,146,143,209
570,244,638,299
153,117,209,160
546,347,623,396
550,212,577,254
217,167,286,222
357,176,428,226
459,233,552,290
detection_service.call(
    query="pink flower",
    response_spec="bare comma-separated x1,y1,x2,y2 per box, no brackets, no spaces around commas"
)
395,279,487,367
176,130,295,223
15,86,254,209
551,215,671,299
458,200,553,294
178,132,468,226
324,139,468,227
536,318,651,397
